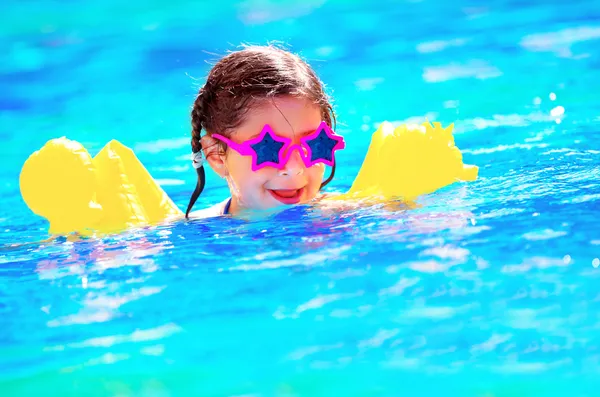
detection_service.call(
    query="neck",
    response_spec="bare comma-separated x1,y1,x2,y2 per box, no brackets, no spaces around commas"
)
226,196,240,215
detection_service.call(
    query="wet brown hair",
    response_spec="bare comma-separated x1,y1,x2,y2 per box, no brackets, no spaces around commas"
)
185,45,337,217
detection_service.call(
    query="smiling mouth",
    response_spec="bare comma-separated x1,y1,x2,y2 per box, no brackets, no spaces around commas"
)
268,188,305,204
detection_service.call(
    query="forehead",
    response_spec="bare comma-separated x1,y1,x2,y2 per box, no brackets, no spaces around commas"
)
235,96,323,139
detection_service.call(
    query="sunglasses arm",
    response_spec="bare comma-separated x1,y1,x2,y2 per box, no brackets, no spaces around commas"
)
211,134,254,156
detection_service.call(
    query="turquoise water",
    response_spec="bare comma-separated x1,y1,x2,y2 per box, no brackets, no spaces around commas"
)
2,0,600,395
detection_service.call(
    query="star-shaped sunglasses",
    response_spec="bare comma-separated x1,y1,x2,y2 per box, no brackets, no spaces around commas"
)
212,121,346,172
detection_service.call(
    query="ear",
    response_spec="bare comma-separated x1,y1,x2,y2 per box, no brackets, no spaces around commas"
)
201,135,228,178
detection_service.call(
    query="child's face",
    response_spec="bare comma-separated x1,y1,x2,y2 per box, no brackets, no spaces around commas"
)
207,96,326,214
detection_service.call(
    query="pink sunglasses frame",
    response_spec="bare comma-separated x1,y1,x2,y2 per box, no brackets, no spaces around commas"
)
212,121,345,172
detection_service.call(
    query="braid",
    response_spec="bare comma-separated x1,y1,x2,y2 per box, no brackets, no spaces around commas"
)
185,88,208,218
191,89,205,153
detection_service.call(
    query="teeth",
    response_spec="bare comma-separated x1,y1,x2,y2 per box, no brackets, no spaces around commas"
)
273,189,298,198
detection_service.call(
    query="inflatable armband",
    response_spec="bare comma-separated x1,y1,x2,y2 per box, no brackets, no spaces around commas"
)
19,138,182,236
339,121,478,201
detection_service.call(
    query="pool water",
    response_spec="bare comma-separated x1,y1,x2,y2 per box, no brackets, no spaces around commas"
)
2,0,600,396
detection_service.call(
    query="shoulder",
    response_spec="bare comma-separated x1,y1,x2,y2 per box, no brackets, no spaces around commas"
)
311,192,363,212
187,198,229,219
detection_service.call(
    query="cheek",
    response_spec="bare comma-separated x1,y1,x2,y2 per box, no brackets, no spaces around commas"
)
227,155,272,190
307,164,326,188
226,152,253,178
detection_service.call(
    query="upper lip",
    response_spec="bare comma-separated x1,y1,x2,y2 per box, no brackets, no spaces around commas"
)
266,186,305,191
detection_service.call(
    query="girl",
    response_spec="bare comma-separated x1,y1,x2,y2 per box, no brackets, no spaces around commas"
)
185,45,346,219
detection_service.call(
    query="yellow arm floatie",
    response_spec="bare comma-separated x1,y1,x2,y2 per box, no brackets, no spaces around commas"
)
19,137,182,236
341,121,478,201
19,121,477,235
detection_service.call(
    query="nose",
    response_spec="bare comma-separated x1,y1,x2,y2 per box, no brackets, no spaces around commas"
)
278,146,305,176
